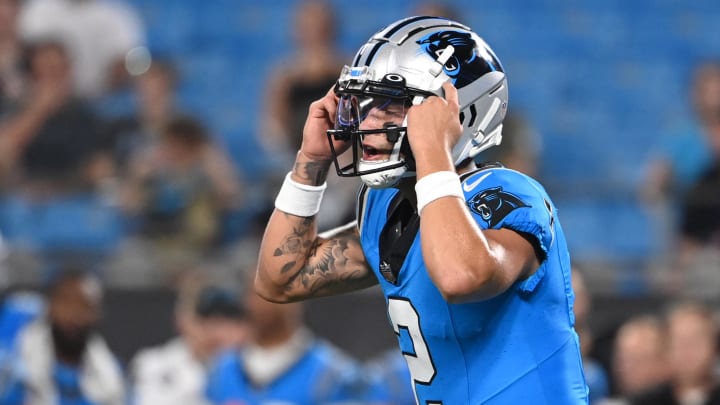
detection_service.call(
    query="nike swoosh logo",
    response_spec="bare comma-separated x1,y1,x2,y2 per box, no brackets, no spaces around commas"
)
462,172,492,192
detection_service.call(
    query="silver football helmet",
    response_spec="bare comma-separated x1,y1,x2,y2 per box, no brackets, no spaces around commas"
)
327,16,508,188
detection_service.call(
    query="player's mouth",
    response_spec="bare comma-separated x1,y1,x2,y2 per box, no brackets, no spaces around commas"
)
362,143,392,161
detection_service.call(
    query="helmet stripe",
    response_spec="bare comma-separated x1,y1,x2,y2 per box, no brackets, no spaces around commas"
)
361,41,385,66
382,16,439,39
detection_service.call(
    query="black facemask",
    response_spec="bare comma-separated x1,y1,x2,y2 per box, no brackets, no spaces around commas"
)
50,323,95,362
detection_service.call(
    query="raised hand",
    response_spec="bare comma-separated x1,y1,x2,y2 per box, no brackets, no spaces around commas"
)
299,87,349,163
406,82,464,175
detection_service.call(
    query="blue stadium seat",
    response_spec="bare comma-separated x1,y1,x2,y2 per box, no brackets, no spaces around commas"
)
0,193,125,255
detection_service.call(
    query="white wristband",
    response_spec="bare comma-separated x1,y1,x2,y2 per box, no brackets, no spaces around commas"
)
415,171,464,215
274,172,327,217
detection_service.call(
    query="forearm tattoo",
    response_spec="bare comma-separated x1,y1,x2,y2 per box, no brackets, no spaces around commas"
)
273,224,371,295
293,236,367,294
274,217,314,273
293,160,330,185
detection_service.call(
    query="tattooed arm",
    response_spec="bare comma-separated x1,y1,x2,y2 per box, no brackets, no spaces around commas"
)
255,153,376,303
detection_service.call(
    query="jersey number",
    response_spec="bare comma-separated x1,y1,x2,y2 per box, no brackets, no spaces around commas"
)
387,298,441,405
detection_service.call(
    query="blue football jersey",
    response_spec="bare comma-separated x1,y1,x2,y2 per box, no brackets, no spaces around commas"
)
206,340,363,405
357,166,589,404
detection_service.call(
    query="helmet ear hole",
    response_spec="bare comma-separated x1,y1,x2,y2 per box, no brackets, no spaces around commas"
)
467,104,478,127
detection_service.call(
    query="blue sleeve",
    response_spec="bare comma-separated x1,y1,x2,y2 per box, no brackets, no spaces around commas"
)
462,168,555,292
0,348,26,405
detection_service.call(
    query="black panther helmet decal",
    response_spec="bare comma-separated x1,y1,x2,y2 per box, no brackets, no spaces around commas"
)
417,30,502,88
468,187,530,228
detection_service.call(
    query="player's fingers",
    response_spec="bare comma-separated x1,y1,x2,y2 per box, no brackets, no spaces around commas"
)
321,93,338,125
324,85,339,102
308,88,338,123
442,82,459,111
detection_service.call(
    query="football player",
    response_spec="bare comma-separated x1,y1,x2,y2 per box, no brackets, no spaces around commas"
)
205,277,362,404
256,16,588,404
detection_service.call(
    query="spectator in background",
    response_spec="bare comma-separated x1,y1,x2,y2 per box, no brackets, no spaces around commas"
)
675,157,720,300
642,62,720,268
661,63,720,300
206,268,363,404
131,276,247,405
680,159,720,249
120,116,242,259
0,39,122,274
675,181,720,301
2,270,125,405
573,269,610,404
105,58,179,176
18,0,145,98
644,62,719,204
630,302,720,405
260,0,344,156
0,0,24,115
612,315,670,399
0,39,112,189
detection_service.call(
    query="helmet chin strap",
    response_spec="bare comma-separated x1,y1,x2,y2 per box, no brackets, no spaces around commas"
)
359,163,407,188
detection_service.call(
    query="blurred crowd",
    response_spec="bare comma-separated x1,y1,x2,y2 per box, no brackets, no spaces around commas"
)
0,0,251,288
0,268,410,404
2,264,720,404
0,0,719,404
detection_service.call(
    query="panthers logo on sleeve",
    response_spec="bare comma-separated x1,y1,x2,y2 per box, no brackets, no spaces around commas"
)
416,30,501,88
467,186,530,227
